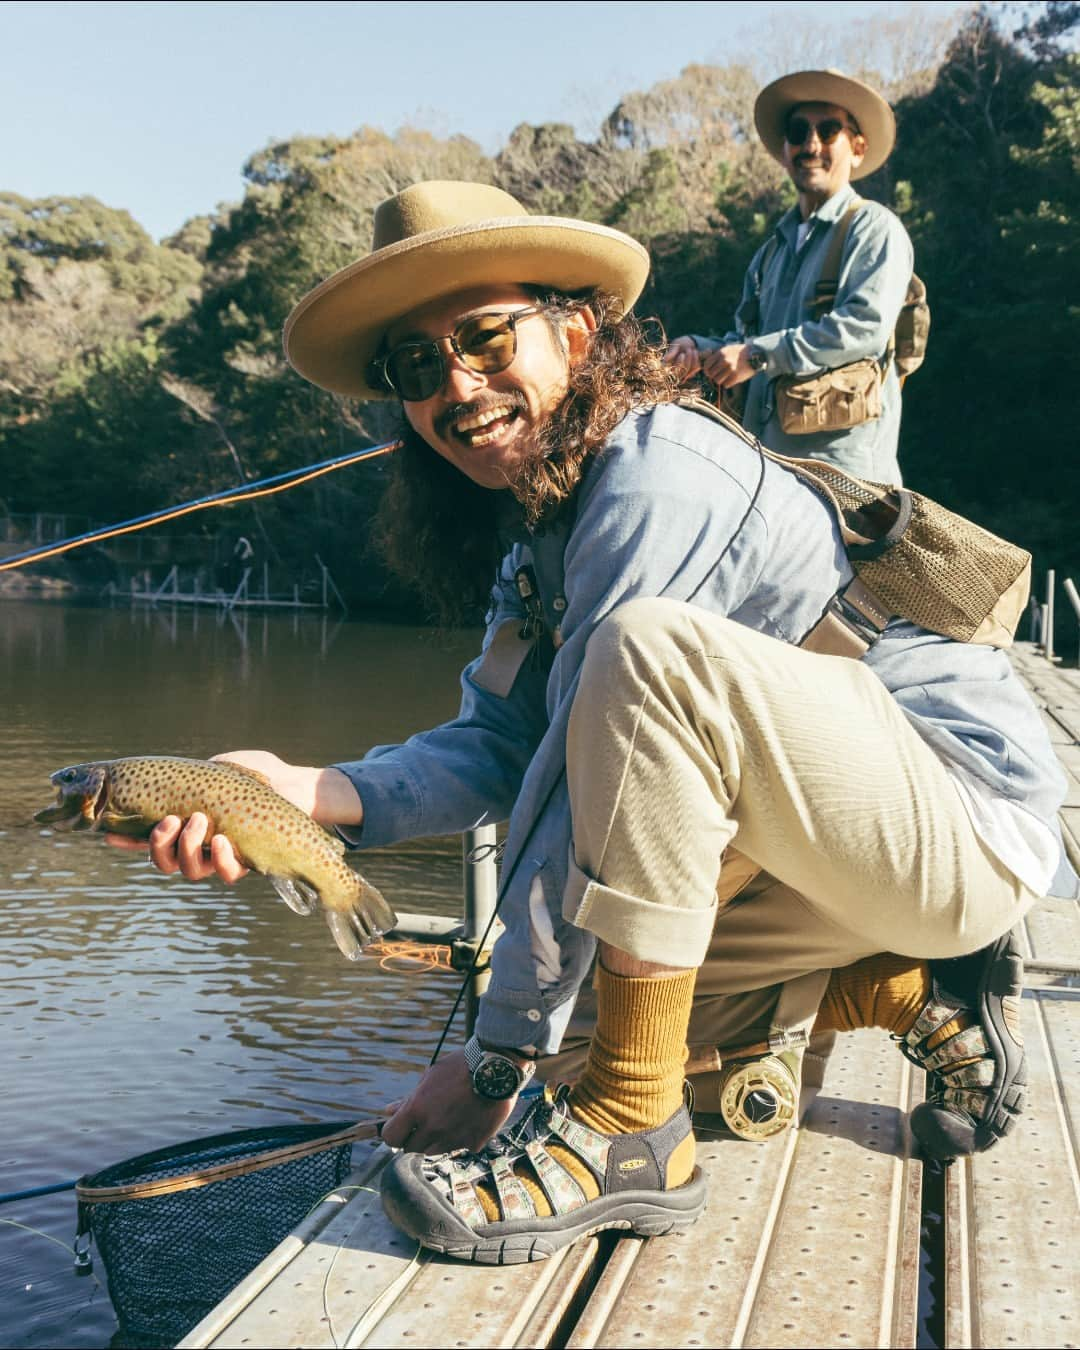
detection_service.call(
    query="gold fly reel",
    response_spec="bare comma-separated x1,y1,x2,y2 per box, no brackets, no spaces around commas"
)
718,1055,799,1142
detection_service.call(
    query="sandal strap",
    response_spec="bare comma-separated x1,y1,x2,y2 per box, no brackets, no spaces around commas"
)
524,1138,588,1214
937,1086,990,1119
919,1024,989,1073
448,1159,490,1228
903,996,963,1050
940,1058,996,1089
546,1106,612,1176
488,1153,539,1221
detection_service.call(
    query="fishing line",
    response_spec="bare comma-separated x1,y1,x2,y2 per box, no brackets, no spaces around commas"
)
365,941,453,972
0,440,401,572
0,1218,105,1292
426,771,566,1067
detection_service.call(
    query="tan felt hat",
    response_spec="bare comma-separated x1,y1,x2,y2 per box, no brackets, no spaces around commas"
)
754,69,896,180
283,180,651,398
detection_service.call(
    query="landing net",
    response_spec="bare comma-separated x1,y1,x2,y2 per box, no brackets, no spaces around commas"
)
75,1118,378,1348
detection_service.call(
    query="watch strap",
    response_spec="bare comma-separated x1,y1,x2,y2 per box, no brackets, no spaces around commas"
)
464,1035,536,1096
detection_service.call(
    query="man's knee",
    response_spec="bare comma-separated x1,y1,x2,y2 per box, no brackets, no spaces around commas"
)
579,597,732,691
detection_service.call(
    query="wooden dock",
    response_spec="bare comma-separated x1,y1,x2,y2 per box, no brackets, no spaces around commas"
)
179,644,1080,1350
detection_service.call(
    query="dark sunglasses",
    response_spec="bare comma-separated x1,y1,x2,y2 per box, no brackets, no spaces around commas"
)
785,116,856,147
369,305,548,402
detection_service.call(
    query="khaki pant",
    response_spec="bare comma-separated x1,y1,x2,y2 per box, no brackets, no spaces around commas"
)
541,599,1037,1096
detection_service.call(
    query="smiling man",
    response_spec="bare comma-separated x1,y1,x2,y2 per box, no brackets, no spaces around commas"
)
121,181,1069,1266
666,70,915,483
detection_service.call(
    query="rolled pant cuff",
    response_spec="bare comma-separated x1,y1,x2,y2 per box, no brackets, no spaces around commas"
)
564,855,718,967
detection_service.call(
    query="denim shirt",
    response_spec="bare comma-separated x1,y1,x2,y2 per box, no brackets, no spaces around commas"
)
694,184,914,484
334,404,1066,1053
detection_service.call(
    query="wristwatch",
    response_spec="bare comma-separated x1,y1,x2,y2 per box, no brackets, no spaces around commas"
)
464,1035,537,1100
746,344,767,372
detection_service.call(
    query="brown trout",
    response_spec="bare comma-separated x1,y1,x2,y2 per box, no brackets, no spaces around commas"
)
34,756,396,959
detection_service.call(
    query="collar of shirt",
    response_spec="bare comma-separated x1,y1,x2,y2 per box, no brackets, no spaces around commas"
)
775,182,858,253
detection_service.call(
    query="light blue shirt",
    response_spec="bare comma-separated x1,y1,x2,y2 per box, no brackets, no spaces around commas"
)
334,404,1068,1053
695,184,914,484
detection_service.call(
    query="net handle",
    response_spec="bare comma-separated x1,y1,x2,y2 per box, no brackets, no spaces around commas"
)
75,1118,384,1204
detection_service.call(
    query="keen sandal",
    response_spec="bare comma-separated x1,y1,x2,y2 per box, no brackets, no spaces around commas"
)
380,1087,707,1264
897,927,1026,1161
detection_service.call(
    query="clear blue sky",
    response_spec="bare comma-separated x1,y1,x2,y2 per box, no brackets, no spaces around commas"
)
1,0,968,242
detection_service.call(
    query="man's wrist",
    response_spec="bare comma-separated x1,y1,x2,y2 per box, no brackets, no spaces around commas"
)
465,1036,538,1099
315,767,364,828
478,1039,537,1066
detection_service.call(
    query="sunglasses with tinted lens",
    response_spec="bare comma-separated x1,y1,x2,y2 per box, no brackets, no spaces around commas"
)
785,116,852,147
369,306,547,402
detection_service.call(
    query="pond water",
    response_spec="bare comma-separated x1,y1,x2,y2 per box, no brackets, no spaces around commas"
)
0,600,480,1348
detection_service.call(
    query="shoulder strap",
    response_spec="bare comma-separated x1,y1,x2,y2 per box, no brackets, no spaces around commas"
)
675,395,894,658
742,233,781,337
755,234,780,294
811,195,863,318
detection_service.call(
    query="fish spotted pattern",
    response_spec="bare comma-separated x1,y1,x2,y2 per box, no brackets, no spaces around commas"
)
34,756,396,959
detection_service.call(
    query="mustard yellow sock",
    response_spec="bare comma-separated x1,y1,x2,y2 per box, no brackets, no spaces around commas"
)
813,953,931,1037
474,965,698,1222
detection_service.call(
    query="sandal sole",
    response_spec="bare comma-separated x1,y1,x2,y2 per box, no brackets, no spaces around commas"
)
381,1157,708,1264
911,926,1027,1161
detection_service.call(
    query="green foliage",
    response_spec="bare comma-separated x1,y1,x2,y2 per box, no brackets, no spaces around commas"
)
1,3,1078,614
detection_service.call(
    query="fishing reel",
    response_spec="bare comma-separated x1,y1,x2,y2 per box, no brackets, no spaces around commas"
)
716,1053,799,1142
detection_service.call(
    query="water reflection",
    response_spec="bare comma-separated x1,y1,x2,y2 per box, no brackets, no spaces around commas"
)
0,600,479,1348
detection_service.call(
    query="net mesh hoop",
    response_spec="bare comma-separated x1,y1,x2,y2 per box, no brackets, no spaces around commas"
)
76,1118,380,1204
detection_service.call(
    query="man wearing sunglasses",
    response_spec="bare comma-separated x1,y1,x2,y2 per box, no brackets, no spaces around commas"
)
666,70,913,484
119,180,1067,1266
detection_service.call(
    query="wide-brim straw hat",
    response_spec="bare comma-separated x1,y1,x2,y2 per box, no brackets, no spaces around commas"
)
283,180,651,399
754,70,896,180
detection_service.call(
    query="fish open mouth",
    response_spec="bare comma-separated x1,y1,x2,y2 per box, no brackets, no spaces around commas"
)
85,776,111,829
34,766,110,830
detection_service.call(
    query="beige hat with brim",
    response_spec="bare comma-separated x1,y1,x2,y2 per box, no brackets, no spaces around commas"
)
754,69,896,180
283,180,651,399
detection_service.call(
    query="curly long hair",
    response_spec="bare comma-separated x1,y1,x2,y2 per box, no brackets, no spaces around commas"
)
372,289,680,625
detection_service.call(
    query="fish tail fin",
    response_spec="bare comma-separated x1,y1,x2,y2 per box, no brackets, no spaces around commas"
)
323,880,397,960
268,875,318,916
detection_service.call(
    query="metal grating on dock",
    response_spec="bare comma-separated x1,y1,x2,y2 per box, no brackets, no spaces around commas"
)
180,644,1079,1350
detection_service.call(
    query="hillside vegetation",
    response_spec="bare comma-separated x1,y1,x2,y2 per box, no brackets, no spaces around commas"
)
1,5,1076,616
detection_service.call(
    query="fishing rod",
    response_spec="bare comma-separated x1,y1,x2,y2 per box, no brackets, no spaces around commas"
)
0,439,401,573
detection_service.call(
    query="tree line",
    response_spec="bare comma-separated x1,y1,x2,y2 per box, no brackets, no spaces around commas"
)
1,4,1076,620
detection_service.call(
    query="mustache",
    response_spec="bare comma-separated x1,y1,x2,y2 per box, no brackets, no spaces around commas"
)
435,391,528,438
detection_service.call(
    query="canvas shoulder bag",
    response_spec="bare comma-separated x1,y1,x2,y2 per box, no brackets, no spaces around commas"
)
774,198,930,434
679,397,1031,656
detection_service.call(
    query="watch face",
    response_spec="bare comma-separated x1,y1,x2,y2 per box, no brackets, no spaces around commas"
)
473,1055,521,1100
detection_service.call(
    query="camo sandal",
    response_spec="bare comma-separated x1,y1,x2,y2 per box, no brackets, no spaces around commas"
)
380,1087,707,1264
897,927,1026,1162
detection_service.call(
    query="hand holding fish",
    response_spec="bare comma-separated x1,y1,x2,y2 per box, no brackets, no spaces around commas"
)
107,751,365,881
35,755,393,960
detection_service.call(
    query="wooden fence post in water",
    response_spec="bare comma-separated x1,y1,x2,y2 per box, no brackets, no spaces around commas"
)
462,824,498,1038
1046,568,1057,664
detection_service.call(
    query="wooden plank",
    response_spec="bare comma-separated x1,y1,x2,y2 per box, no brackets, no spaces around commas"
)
947,988,1080,1349
193,1156,422,1349
1048,705,1080,740
185,1140,600,1350
574,1030,922,1349
178,1147,388,1349
359,1234,600,1349
740,1034,922,1350
1039,707,1073,747
1060,808,1080,875
1024,898,1080,968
